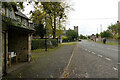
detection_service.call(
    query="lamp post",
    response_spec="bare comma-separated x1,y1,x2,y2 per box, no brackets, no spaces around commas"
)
117,21,120,40
117,21,120,36
45,13,47,51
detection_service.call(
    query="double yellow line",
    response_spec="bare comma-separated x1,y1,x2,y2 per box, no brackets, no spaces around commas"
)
60,44,78,78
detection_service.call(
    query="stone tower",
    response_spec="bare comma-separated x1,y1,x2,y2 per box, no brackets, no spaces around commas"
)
74,26,78,33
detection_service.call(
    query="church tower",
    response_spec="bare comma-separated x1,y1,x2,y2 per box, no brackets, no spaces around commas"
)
74,26,78,34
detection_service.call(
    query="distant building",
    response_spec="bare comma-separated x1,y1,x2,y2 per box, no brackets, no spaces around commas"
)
61,26,79,37
60,26,79,42
74,26,78,34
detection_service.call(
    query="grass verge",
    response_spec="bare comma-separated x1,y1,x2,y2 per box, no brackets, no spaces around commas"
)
62,41,78,45
31,44,64,61
31,42,78,61
96,41,118,46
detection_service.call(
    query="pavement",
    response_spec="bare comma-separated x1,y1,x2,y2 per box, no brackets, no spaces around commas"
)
3,45,75,79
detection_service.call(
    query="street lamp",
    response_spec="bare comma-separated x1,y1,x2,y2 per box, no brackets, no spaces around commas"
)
117,21,119,24
117,21,120,35
117,21,120,47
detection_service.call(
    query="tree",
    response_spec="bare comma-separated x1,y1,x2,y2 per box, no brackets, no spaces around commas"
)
66,30,78,41
108,24,118,35
41,2,72,38
29,5,46,38
29,1,72,39
30,7,45,25
107,22,120,39
79,34,87,39
88,36,90,39
96,33,99,38
79,34,83,39
2,2,24,11
41,2,66,38
34,24,45,39
100,30,113,38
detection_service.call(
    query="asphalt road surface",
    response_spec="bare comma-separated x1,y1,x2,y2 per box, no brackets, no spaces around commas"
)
66,40,118,78
2,40,119,79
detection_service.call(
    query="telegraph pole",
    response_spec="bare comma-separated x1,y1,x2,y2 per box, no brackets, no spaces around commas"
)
99,24,102,42
100,24,102,33
97,27,98,34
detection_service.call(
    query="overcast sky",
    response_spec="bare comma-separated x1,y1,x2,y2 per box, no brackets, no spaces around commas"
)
23,0,120,36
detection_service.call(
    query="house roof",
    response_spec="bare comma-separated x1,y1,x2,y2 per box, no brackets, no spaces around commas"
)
2,15,34,32
15,11,30,20
9,24,35,33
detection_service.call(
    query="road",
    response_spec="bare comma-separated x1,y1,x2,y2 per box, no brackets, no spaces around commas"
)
3,40,119,79
65,40,118,78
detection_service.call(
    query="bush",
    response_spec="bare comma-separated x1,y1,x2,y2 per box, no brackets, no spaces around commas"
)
61,36,67,39
31,39,58,50
49,39,58,47
66,30,78,41
91,39,93,40
117,36,120,39
61,36,68,42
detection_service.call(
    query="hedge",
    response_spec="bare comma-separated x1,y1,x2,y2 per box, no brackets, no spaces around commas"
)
31,39,58,50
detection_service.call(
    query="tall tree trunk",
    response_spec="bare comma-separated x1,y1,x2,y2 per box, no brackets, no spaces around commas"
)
58,18,61,43
50,16,54,38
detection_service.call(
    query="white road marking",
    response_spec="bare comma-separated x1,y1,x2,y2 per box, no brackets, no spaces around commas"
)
105,57,111,61
107,48,118,51
117,63,120,65
111,49,118,51
88,50,91,52
92,52,96,54
97,54,103,57
113,67,118,71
